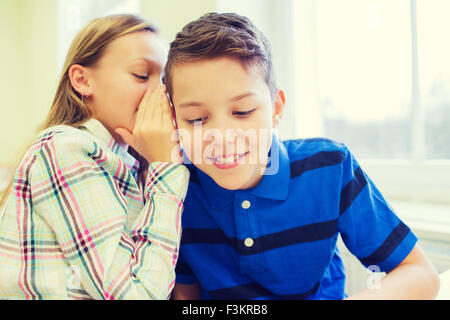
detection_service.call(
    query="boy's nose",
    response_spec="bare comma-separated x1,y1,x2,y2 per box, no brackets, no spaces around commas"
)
205,127,247,156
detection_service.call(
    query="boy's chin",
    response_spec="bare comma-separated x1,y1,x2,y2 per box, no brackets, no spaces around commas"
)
211,173,261,191
214,179,246,190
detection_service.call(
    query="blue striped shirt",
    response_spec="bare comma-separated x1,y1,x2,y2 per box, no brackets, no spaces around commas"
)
175,136,417,299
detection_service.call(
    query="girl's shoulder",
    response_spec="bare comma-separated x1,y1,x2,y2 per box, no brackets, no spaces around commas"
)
30,124,96,155
17,121,136,180
18,124,101,172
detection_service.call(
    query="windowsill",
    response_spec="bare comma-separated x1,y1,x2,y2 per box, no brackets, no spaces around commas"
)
437,269,450,300
361,161,450,205
391,200,450,242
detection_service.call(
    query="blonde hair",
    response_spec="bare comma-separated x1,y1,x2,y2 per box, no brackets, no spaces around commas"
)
0,14,158,209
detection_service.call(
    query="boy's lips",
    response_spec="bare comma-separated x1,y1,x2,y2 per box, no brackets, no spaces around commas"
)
208,151,249,169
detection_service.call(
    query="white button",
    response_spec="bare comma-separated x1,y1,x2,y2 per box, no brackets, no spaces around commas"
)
244,238,254,247
241,200,251,209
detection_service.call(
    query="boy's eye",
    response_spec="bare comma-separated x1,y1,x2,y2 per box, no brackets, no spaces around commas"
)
233,108,256,117
186,117,207,125
133,73,149,80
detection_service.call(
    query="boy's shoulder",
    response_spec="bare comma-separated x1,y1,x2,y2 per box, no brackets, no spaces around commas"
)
281,137,349,162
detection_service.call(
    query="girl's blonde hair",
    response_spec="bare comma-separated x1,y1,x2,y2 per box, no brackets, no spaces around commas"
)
47,14,157,127
0,14,158,209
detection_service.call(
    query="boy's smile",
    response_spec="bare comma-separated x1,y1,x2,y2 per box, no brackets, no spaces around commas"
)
208,151,249,169
171,56,285,190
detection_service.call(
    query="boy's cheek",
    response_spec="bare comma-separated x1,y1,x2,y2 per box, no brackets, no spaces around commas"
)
179,137,204,165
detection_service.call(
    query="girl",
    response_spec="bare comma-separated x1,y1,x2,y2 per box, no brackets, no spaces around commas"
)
0,14,188,299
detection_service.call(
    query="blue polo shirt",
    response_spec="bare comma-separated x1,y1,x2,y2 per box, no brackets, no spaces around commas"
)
175,136,418,299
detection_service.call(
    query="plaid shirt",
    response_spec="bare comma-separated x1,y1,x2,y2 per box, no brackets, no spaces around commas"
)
0,118,189,299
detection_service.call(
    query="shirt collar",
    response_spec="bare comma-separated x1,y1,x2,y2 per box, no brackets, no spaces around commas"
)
79,118,140,176
192,134,290,210
251,135,290,201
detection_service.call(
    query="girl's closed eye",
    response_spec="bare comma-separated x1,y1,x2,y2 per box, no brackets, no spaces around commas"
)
133,73,149,80
233,108,256,117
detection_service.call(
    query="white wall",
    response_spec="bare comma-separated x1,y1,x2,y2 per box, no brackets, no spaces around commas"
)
141,0,215,43
0,0,58,167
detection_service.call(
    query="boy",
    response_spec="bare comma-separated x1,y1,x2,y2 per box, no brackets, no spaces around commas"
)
164,12,439,299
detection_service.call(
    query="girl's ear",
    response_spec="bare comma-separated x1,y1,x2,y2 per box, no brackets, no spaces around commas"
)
68,64,92,97
272,89,286,127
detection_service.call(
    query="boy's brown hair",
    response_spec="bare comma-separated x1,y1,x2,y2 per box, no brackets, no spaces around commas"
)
164,12,277,101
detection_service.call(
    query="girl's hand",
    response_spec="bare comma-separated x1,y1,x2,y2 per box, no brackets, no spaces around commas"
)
115,84,183,164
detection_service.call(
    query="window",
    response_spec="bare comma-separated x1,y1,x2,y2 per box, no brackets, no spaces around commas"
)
314,0,412,159
294,0,450,161
417,1,450,160
292,0,450,205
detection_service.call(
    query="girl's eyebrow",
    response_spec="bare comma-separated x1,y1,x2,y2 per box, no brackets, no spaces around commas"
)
229,92,256,102
129,57,162,69
179,92,256,108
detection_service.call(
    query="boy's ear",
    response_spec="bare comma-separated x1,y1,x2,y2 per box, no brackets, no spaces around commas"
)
68,64,93,97
272,89,286,127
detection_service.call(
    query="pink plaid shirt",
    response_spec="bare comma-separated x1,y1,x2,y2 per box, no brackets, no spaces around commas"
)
0,118,189,299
